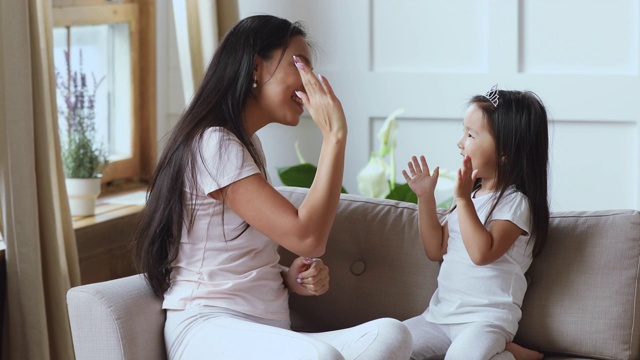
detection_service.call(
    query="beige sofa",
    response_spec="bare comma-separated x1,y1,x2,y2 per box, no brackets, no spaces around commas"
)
67,186,640,359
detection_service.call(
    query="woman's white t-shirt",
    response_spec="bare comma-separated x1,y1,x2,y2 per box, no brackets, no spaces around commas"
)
425,187,533,335
162,127,290,323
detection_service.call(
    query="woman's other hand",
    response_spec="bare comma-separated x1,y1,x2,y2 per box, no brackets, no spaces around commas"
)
293,55,347,140
284,256,329,296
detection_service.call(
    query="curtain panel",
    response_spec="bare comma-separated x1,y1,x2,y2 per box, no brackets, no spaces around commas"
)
172,0,239,104
0,0,80,359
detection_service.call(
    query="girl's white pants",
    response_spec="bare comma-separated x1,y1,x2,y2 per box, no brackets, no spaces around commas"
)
404,315,516,360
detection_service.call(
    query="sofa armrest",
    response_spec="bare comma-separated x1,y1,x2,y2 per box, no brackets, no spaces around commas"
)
66,274,166,360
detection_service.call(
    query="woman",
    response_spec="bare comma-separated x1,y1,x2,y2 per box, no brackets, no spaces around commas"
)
134,15,412,359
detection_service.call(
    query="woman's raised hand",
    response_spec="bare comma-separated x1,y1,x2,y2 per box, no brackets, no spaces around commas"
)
402,155,439,198
294,55,347,140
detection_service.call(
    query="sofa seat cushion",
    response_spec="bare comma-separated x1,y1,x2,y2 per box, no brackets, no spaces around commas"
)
515,210,640,359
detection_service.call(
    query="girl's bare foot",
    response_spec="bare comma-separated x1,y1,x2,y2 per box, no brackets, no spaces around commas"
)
506,342,543,360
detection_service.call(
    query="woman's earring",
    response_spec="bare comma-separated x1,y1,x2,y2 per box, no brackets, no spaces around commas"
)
253,77,257,88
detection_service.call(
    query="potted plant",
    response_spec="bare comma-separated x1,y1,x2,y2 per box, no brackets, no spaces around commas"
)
56,50,108,216
277,108,455,208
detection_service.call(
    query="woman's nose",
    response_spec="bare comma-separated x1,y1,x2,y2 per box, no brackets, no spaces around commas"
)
456,137,463,150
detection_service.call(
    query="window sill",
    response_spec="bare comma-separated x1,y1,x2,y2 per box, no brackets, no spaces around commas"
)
73,187,147,284
1,186,148,252
72,187,147,230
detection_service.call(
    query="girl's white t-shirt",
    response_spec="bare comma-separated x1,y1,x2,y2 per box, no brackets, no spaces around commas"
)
425,187,533,335
162,127,290,323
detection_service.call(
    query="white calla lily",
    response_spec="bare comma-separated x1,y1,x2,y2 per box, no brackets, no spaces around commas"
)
294,141,306,164
357,155,391,199
377,108,404,156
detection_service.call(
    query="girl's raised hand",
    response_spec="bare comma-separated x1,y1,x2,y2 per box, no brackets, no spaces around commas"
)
402,155,439,198
454,155,478,201
293,55,347,140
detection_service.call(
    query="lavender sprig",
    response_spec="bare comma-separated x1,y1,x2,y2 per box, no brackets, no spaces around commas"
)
55,49,108,178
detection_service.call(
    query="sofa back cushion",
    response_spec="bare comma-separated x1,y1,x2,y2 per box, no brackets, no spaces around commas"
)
278,187,640,359
277,187,439,332
515,210,640,360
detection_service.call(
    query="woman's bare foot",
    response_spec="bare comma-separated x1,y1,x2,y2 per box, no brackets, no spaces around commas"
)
506,342,543,360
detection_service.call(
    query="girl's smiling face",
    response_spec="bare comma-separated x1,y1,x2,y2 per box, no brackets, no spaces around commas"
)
457,104,497,185
253,36,312,127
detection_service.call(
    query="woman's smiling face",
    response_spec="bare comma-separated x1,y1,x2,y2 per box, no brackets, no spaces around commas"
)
253,35,312,127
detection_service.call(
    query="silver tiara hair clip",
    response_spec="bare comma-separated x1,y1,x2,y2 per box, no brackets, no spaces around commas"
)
484,84,499,107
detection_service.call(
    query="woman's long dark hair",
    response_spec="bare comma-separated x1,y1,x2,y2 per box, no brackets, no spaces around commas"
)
468,90,550,256
134,15,307,298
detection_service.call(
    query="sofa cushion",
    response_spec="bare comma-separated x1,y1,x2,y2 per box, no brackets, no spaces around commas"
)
277,186,440,332
515,210,640,360
277,187,640,359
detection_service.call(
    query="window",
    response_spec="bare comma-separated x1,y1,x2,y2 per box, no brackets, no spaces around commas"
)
53,23,133,161
52,0,156,191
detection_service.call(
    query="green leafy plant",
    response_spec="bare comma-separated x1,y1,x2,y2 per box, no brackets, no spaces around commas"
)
277,109,454,208
277,143,348,193
56,50,109,178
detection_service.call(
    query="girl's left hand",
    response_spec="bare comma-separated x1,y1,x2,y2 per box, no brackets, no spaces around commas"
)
455,155,479,201
286,257,330,296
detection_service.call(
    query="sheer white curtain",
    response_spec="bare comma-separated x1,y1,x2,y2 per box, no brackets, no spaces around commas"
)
0,0,80,359
172,0,239,105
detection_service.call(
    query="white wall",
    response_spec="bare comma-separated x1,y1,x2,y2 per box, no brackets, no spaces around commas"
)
157,0,640,212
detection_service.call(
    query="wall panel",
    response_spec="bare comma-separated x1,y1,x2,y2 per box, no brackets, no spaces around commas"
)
549,120,638,210
371,0,489,73
519,0,639,75
157,0,640,211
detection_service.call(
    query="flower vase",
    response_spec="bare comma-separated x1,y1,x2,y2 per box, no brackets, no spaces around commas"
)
65,178,102,216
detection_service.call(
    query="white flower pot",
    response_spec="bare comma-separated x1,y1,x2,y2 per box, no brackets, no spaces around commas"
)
65,178,102,216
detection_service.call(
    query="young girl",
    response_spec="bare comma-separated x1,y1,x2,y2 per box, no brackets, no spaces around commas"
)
402,87,549,360
133,15,412,359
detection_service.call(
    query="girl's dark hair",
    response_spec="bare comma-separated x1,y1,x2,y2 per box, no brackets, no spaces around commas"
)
469,90,550,256
133,15,307,298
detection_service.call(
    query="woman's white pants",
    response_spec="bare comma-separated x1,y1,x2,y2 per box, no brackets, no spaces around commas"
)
165,306,413,360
